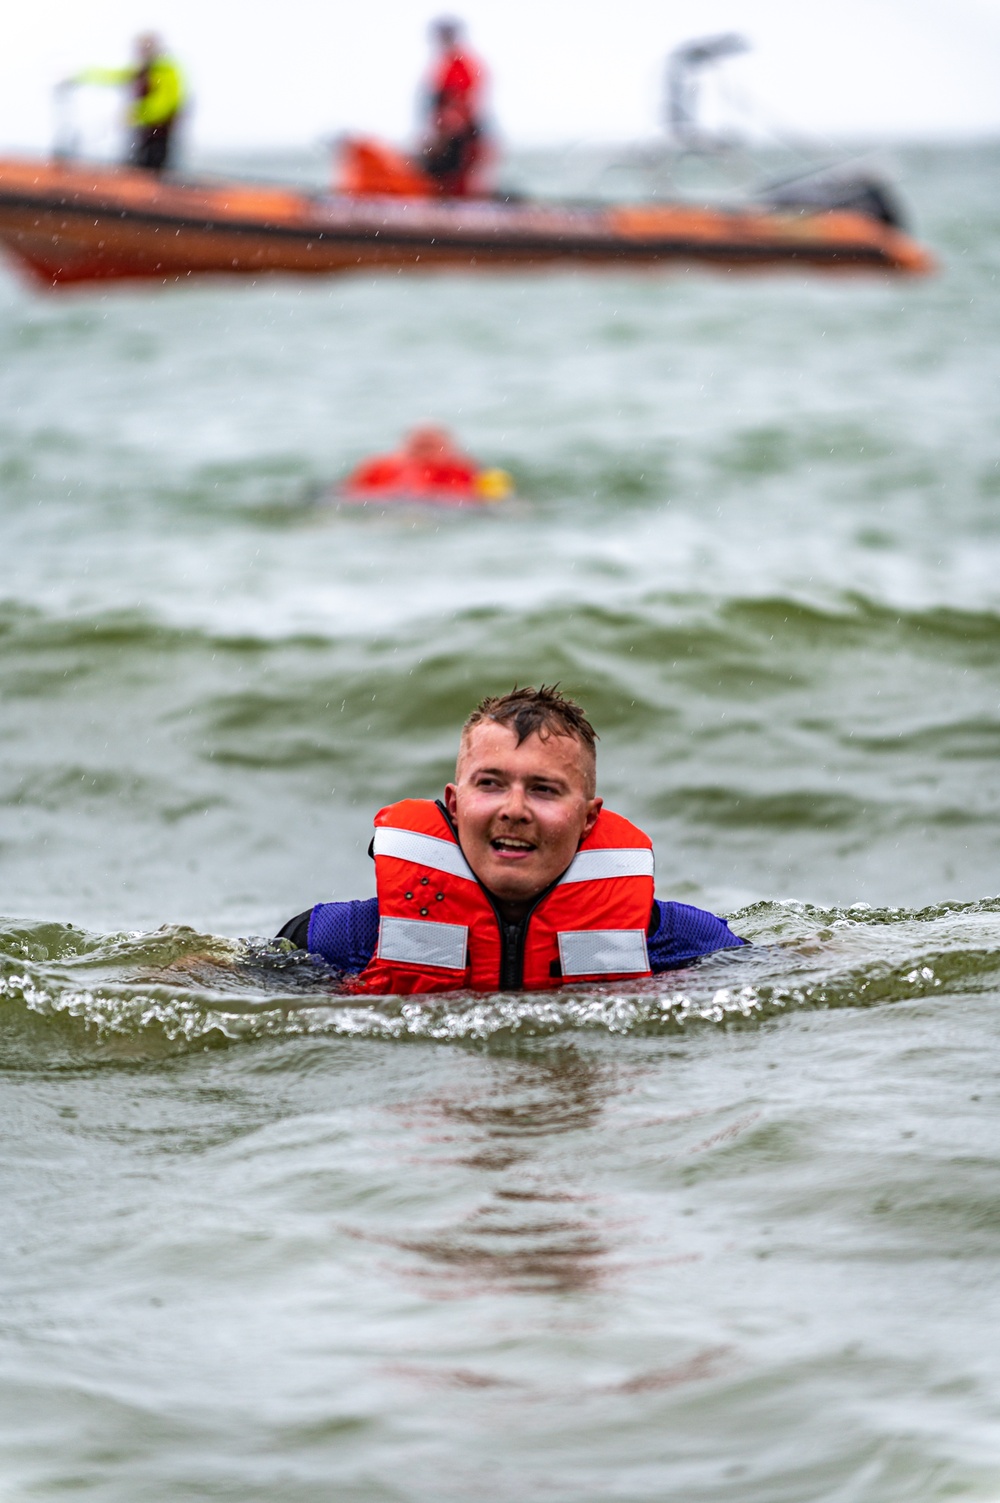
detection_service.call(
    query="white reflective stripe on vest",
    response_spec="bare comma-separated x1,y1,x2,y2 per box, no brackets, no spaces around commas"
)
556,847,655,885
558,928,650,976
377,916,469,971
373,826,476,881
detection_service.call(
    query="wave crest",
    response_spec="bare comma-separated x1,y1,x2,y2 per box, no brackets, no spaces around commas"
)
2,899,1000,1067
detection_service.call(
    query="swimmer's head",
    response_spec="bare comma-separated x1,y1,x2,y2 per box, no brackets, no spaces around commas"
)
446,687,601,903
406,425,455,459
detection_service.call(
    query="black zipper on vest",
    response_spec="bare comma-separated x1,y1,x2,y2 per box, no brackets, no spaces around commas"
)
436,799,558,991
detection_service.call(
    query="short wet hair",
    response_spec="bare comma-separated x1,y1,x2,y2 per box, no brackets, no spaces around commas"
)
461,686,598,792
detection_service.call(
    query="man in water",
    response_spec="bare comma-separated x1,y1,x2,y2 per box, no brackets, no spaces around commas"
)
421,17,487,196
278,686,744,991
73,33,186,173
342,425,477,497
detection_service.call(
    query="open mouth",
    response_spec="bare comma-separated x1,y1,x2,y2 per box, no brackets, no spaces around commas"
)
490,836,536,857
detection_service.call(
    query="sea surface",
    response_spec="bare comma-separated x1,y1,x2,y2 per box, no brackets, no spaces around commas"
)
1,142,999,1501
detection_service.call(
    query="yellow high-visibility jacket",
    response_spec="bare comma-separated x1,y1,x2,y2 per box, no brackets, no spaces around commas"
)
78,57,186,126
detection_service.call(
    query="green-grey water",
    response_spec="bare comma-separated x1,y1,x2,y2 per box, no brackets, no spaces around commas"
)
2,143,1000,1501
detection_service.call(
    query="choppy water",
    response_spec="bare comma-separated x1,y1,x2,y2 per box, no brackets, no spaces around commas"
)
2,142,1000,1501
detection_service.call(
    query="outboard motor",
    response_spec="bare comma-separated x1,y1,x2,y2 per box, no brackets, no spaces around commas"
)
757,171,906,229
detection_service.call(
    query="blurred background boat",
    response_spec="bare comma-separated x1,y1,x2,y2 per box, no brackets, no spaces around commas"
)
0,35,935,288
0,144,934,287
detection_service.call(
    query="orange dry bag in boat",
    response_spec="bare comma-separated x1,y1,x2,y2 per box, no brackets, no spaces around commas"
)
336,138,432,198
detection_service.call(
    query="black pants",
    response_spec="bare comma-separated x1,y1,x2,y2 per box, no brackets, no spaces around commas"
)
131,122,175,173
422,125,480,193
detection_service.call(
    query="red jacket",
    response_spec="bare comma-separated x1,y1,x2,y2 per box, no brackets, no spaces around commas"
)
431,49,483,129
352,798,655,995
344,451,477,496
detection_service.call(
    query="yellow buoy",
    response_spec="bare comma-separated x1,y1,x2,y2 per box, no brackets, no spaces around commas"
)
474,468,514,502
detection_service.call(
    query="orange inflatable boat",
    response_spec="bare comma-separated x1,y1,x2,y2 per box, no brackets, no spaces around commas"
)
0,142,935,288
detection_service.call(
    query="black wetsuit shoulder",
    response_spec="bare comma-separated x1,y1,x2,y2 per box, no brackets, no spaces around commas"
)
276,908,312,949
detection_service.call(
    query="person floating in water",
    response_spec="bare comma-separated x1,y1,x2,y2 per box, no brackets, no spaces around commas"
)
72,32,186,173
278,686,745,991
339,425,512,506
420,17,488,196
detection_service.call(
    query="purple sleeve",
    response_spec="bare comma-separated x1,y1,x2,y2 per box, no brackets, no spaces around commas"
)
307,898,379,972
648,900,746,971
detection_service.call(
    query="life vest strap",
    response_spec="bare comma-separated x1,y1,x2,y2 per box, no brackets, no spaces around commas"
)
375,825,654,889
557,848,655,884
373,825,475,881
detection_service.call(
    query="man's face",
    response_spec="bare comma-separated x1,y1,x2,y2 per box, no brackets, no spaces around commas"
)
444,722,601,904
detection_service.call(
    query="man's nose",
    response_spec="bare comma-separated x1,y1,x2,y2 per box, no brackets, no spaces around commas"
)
499,783,530,820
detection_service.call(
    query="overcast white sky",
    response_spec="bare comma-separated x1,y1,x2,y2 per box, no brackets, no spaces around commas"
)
3,0,1000,153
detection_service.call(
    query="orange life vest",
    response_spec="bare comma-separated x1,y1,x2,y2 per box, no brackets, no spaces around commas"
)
342,451,478,499
352,798,655,995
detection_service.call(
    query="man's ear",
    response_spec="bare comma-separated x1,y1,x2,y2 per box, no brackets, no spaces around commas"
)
582,796,603,840
444,783,459,820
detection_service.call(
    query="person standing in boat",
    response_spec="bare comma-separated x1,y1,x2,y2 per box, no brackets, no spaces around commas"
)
72,33,186,173
421,17,488,196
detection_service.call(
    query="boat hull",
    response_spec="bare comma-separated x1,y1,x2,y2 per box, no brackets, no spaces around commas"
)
0,157,935,287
